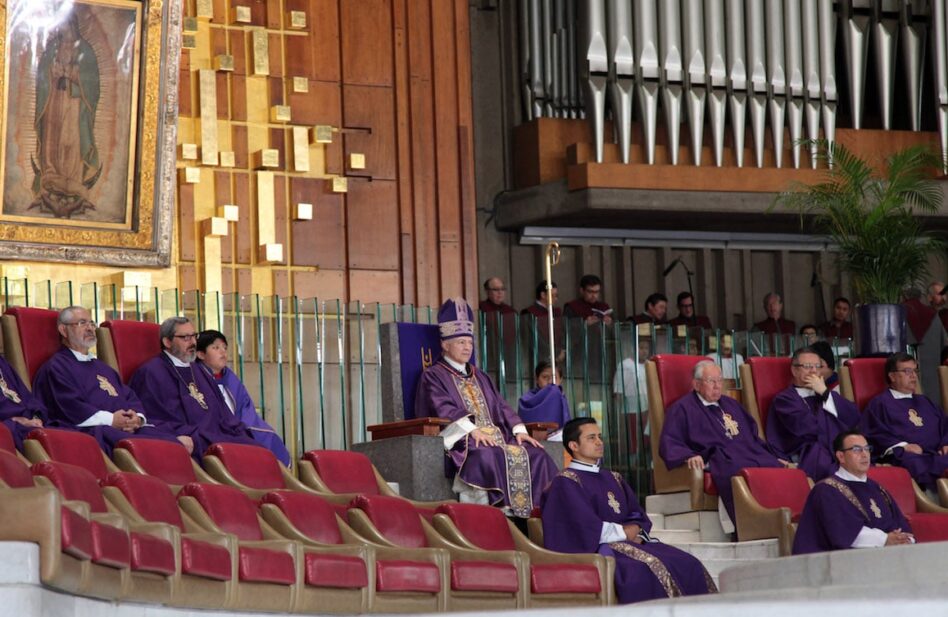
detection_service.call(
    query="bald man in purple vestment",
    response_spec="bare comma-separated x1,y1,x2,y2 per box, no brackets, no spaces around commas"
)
861,353,948,490
542,418,716,603
129,316,259,459
661,360,788,527
415,298,558,518
766,347,860,481
793,431,914,554
0,355,46,450
33,306,186,455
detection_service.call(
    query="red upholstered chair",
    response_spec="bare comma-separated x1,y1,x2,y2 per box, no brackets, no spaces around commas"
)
867,466,948,543
23,427,119,481
31,460,176,603
1,306,60,388
176,482,303,613
101,471,235,609
432,502,614,608
740,356,792,435
202,442,336,502
261,489,440,614
96,319,161,384
112,438,214,490
731,467,813,555
645,354,716,510
840,358,888,410
347,494,527,611
299,449,452,520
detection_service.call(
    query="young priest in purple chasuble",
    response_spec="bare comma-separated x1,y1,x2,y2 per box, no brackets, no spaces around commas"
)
415,298,558,518
766,348,860,481
860,353,948,490
660,360,788,525
129,316,259,459
542,418,716,604
793,431,914,554
32,306,183,455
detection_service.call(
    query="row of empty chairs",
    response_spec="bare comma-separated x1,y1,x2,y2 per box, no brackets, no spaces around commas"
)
0,423,614,611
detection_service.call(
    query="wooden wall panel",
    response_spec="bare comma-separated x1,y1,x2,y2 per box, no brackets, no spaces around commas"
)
290,178,345,268
214,171,233,262
309,0,341,82
233,172,252,264
340,0,394,86
229,30,247,75
346,179,399,270
342,85,396,180
349,270,400,305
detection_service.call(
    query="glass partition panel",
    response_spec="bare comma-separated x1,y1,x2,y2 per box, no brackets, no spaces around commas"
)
4,277,29,309
33,280,52,309
158,288,180,321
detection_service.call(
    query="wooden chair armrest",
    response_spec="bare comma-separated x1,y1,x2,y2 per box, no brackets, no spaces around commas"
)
914,478,948,514
523,422,557,441
345,509,399,548
201,455,270,501
366,417,451,440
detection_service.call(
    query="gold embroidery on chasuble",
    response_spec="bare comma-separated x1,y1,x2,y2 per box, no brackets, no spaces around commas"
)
908,409,924,427
721,412,740,439
97,375,118,397
608,543,683,598
0,374,20,403
188,382,208,410
821,477,870,521
560,469,582,484
611,471,624,484
869,499,882,519
607,491,622,514
452,371,532,517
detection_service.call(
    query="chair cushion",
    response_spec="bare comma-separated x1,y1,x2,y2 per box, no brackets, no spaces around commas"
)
181,537,232,581
262,490,345,545
90,520,131,569
130,531,176,576
740,467,810,519
103,472,184,529
906,513,948,543
652,355,708,407
435,503,515,551
115,438,197,486
28,428,109,481
451,560,519,593
867,466,917,515
349,494,427,548
60,506,94,560
101,320,161,384
302,450,380,495
0,450,33,488
375,559,441,593
5,307,60,383
748,357,792,429
178,483,264,541
844,358,887,411
530,563,601,594
0,422,16,454
238,545,296,585
205,443,285,490
703,471,718,496
304,552,368,589
31,461,109,513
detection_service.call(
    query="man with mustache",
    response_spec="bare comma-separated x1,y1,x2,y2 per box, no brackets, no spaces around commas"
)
129,316,257,459
33,306,185,454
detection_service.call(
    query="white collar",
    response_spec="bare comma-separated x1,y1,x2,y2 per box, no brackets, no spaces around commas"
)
794,386,818,398
835,467,867,483
696,393,719,407
444,357,467,373
67,347,94,362
164,351,191,368
890,389,914,400
567,459,600,473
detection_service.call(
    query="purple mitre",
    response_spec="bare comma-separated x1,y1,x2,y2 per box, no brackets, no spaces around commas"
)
438,297,474,340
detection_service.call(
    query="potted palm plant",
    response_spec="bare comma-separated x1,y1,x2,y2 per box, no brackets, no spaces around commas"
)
774,142,945,355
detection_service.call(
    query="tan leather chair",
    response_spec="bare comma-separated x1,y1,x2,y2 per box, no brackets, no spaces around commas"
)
939,366,948,413
840,358,888,410
731,467,812,556
937,478,948,508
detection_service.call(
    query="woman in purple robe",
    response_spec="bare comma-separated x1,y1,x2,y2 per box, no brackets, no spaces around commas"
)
0,355,47,450
197,330,291,465
543,418,716,603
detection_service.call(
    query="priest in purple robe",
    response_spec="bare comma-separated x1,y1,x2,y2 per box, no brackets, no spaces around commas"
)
32,306,186,455
517,361,570,441
197,329,291,465
129,316,259,459
766,347,860,480
793,430,915,554
660,360,789,527
415,298,558,518
542,418,716,603
860,353,948,490
0,355,47,450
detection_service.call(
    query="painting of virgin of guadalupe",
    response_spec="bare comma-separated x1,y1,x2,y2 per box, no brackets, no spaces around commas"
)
1,0,141,228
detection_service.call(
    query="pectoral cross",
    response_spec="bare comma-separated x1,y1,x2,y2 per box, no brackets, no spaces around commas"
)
721,412,740,439
97,375,118,397
188,382,208,410
869,498,882,519
908,409,924,427
0,375,20,403
606,491,621,514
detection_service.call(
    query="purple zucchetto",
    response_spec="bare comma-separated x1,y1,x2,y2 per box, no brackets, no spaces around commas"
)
438,297,475,340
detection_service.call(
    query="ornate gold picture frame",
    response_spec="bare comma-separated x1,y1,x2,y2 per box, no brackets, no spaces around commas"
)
0,0,179,266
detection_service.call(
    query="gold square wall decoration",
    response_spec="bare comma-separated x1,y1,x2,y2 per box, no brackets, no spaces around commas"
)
182,34,197,49
214,55,235,71
292,77,309,93
181,167,202,184
270,105,292,123
217,205,240,221
294,203,313,220
183,17,199,32
252,149,280,169
329,176,348,193
232,5,252,23
288,11,306,29
196,0,214,19
258,243,284,264
349,153,366,170
180,143,198,160
312,125,333,143
219,151,236,168
202,217,229,237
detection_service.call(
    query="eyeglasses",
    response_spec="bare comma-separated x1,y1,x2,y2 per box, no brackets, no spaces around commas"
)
63,319,96,329
890,368,919,376
487,287,506,292
698,377,723,385
792,363,824,370
173,333,198,341
839,445,873,454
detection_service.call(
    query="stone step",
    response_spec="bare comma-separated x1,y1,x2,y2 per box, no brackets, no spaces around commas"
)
701,558,769,583
648,510,730,543
648,512,666,530
650,528,701,543
668,538,780,561
644,491,692,515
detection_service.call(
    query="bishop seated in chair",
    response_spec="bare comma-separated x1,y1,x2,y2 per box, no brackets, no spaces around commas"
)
415,298,558,519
